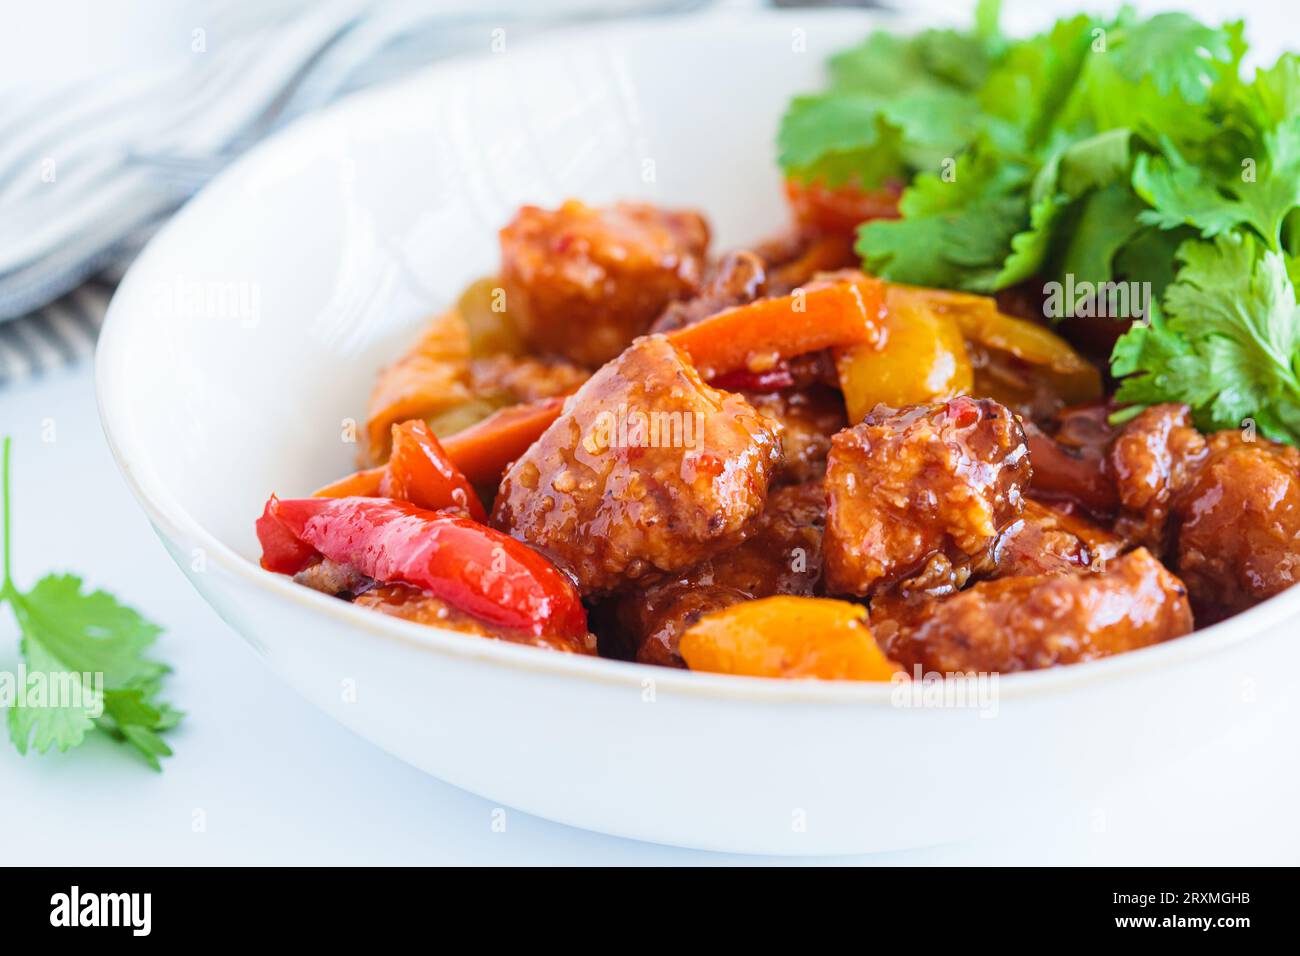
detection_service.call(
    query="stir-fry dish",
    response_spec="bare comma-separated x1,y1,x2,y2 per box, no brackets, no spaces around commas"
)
256,6,1300,681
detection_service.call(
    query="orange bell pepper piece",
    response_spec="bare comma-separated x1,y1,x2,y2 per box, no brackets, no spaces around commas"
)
314,397,565,500
679,596,901,681
313,466,384,498
665,277,884,380
439,396,564,487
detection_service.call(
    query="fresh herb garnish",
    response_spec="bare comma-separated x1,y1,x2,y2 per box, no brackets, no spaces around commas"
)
779,1,1300,442
1,437,181,769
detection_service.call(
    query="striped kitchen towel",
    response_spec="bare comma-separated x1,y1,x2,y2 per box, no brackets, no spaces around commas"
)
0,0,705,386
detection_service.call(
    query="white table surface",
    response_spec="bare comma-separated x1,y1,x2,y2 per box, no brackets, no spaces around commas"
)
3,0,1298,866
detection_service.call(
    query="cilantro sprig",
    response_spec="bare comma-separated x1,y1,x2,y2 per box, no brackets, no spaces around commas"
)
1,437,181,769
779,1,1300,443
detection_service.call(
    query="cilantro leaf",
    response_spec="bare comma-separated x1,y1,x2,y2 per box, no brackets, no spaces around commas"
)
7,634,99,754
1,439,181,769
1113,234,1300,439
1242,53,1300,128
14,573,165,687
778,93,890,172
1132,151,1249,238
1134,124,1300,252
857,146,1033,291
1055,182,1149,288
1108,12,1240,104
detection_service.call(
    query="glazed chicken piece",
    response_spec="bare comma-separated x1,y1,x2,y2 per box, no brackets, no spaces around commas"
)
612,481,826,667
1173,431,1300,615
610,585,750,667
356,584,596,654
499,200,709,367
648,250,768,334
293,557,372,599
1108,403,1208,551
492,334,783,594
1026,402,1208,546
744,386,847,485
992,498,1124,578
824,397,1031,597
873,548,1193,674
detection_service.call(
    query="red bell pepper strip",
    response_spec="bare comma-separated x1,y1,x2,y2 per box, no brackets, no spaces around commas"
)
709,362,796,393
257,496,587,639
380,419,486,521
1025,430,1120,518
256,497,319,573
783,177,902,238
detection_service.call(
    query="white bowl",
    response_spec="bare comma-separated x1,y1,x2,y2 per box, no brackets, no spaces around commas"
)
96,8,1300,855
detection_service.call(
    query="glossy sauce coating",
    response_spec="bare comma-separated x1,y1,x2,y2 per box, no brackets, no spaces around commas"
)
614,481,826,667
649,250,768,335
273,197,1300,670
824,397,1031,597
1108,403,1208,552
293,557,372,600
356,584,596,655
992,498,1124,578
499,200,708,367
1024,405,1119,518
744,386,847,485
1173,431,1300,613
364,308,474,465
492,334,783,594
873,548,1193,673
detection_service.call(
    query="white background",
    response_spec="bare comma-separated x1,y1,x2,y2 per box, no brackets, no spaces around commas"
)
2,0,1296,865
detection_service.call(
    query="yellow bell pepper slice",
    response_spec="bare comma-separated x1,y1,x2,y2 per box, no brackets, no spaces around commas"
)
903,285,1102,407
835,283,973,423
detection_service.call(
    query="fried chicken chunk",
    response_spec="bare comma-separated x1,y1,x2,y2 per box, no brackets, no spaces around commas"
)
356,584,596,655
744,386,846,485
648,250,767,334
993,499,1123,578
492,335,783,594
824,397,1031,597
873,548,1193,674
612,481,826,667
1173,432,1300,614
1108,403,1208,551
499,200,709,367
